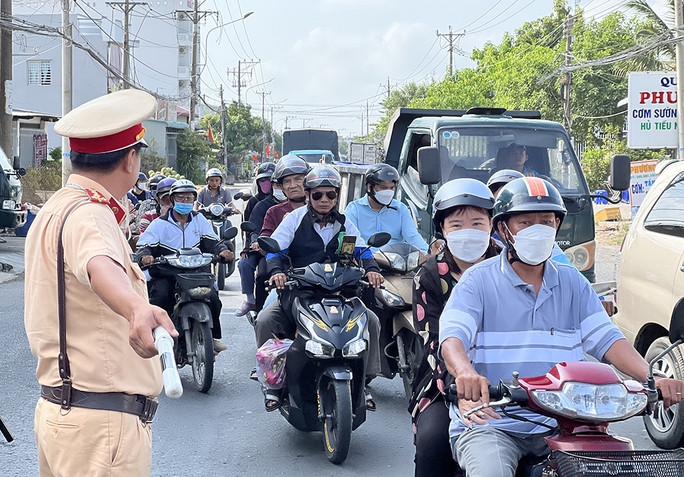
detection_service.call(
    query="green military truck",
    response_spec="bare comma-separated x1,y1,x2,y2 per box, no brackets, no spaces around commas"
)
339,107,629,282
0,147,26,230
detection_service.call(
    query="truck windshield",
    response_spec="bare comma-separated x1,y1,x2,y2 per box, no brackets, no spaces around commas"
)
437,127,588,195
0,148,12,172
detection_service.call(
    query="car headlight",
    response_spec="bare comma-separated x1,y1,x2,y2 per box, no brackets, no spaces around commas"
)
563,241,595,271
531,382,648,422
342,338,366,357
209,203,224,216
407,251,420,271
380,288,405,308
168,255,213,268
305,339,335,358
384,252,406,272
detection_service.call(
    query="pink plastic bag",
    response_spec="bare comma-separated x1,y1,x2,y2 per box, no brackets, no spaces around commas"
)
256,338,293,389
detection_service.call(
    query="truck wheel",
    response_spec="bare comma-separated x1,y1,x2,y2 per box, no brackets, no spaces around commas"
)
321,378,352,465
191,321,214,393
644,337,684,448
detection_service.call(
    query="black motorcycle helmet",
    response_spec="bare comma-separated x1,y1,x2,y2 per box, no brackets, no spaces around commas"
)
365,163,399,202
255,162,276,181
271,155,312,184
149,173,166,196
492,177,567,230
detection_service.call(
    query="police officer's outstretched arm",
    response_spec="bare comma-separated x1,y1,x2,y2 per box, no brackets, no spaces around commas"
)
87,256,178,358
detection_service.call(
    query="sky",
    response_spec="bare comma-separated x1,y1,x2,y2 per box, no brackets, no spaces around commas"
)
200,0,667,138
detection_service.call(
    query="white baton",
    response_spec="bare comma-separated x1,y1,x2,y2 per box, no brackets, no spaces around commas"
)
153,327,183,398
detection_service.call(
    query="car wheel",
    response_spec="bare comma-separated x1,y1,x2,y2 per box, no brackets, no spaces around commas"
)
644,337,684,448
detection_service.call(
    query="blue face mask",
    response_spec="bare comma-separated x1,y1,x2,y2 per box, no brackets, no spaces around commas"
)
173,202,194,215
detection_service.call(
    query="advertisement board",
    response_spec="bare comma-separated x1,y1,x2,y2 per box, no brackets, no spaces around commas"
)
627,72,678,148
629,159,659,217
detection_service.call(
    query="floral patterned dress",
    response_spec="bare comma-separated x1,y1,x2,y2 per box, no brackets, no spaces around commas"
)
408,249,458,428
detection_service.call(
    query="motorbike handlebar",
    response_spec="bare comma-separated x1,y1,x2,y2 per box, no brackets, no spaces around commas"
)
153,327,183,398
448,383,502,400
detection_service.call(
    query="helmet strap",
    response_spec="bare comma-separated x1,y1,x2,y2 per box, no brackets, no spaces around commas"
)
501,221,522,265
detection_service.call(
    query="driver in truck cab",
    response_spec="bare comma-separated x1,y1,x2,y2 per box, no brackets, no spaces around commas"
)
344,163,429,256
138,179,233,355
439,177,684,477
254,165,384,412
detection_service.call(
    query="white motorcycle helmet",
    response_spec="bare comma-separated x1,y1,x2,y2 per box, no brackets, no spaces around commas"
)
432,178,495,238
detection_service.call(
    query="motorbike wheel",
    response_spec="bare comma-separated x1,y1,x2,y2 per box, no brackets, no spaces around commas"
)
216,263,226,291
321,378,353,465
644,337,684,448
191,321,215,393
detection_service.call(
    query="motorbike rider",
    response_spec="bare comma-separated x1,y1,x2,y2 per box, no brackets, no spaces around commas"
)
244,162,276,222
345,163,428,254
410,179,500,477
236,164,281,316
260,155,311,237
128,172,151,204
137,179,234,354
255,165,384,412
439,177,684,477
138,177,176,234
196,168,239,213
133,173,166,232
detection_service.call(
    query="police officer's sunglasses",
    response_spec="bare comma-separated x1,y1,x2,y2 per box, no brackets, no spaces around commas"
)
310,191,337,201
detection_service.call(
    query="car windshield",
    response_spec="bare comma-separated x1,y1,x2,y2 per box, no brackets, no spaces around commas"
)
295,153,334,164
436,127,588,194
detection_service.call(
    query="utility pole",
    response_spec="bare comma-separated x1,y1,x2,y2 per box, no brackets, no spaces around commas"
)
107,0,147,89
227,59,258,106
387,77,391,99
366,101,370,137
256,90,269,160
436,26,465,77
675,0,684,158
219,84,227,170
359,110,364,137
562,14,574,134
61,0,72,184
0,0,13,159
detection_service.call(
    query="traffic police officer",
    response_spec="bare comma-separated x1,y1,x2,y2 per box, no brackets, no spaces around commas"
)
24,89,178,477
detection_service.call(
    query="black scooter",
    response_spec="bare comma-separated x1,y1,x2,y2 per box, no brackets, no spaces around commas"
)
142,227,238,393
258,232,390,465
197,203,238,291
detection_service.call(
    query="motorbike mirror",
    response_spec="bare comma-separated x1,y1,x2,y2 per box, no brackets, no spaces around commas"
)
258,236,281,254
241,221,257,233
668,298,684,343
12,156,20,171
367,232,391,248
222,226,238,241
233,191,244,201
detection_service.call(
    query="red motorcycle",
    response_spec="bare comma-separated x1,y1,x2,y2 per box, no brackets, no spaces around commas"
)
452,298,684,477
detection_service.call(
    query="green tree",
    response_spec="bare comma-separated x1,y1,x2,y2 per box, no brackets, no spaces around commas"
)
374,82,430,139
176,128,212,184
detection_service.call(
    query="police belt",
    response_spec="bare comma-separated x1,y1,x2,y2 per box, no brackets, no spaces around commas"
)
41,385,158,424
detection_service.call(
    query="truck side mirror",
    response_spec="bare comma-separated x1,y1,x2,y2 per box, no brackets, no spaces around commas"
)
669,298,684,343
610,155,630,191
417,146,442,185
12,156,20,171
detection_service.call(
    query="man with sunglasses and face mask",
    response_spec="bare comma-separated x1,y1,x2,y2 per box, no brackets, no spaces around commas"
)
439,177,684,477
255,165,384,412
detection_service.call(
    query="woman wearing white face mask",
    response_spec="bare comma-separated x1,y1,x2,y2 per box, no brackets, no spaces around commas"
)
409,178,500,477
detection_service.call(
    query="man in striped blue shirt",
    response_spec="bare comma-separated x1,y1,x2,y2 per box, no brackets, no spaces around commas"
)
439,177,684,477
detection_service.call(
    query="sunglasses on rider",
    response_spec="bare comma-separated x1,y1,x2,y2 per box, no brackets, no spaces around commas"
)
310,190,338,201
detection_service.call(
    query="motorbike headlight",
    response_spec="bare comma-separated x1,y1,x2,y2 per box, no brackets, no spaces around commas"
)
531,382,648,423
384,252,406,272
209,203,224,217
407,251,420,271
2,200,15,210
305,339,335,358
380,288,405,308
175,254,213,268
342,338,366,357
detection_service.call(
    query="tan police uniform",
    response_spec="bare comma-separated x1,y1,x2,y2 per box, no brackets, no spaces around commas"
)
24,89,163,477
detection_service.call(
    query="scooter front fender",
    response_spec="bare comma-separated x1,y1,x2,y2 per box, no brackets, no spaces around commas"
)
320,366,353,382
179,301,212,331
